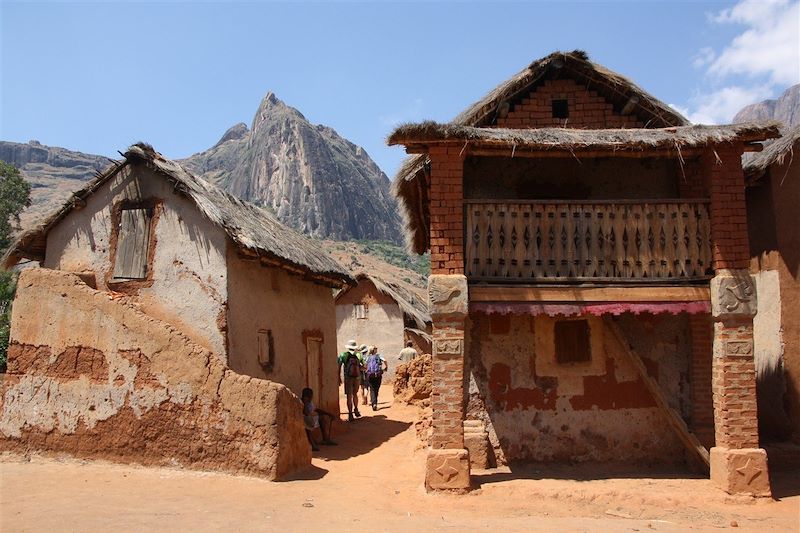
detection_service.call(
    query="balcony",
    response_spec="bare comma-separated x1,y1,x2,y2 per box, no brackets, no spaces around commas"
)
465,200,713,285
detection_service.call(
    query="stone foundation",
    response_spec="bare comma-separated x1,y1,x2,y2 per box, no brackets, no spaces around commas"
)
425,448,471,491
709,447,771,497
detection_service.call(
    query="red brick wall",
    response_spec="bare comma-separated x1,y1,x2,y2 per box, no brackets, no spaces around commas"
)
689,314,715,448
706,145,750,271
429,147,465,275
495,78,643,129
712,322,760,449
430,319,466,449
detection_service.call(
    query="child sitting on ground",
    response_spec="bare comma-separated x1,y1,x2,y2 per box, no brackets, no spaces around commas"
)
301,387,337,451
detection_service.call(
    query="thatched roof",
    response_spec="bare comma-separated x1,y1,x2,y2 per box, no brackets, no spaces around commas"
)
3,143,354,288
388,50,781,254
337,273,431,330
744,125,800,182
389,121,780,152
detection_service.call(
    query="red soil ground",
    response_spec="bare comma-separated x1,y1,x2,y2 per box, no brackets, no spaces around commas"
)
1,387,798,532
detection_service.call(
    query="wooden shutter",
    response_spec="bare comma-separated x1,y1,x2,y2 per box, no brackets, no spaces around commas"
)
112,208,151,280
555,320,591,364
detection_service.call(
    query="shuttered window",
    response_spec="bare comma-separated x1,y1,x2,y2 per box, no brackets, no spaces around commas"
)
555,319,591,364
112,207,152,280
354,304,367,319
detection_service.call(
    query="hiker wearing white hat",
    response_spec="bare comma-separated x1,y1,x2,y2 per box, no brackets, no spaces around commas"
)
338,339,364,421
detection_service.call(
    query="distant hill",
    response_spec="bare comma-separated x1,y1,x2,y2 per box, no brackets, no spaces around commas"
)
2,92,402,244
734,84,800,130
0,140,111,227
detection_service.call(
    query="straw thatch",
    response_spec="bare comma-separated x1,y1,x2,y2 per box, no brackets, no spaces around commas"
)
388,50,781,254
744,125,800,182
337,273,431,330
3,143,354,288
389,121,780,152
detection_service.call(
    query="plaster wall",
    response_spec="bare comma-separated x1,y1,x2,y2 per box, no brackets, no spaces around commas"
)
466,312,690,464
0,268,310,479
42,164,229,357
335,281,406,377
748,159,800,441
226,250,339,415
464,156,680,201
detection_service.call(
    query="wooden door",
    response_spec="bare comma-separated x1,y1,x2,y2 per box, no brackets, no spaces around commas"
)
306,337,323,399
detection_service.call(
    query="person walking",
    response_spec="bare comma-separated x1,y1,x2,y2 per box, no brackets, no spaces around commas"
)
398,340,418,362
338,339,363,421
365,346,388,411
359,343,370,407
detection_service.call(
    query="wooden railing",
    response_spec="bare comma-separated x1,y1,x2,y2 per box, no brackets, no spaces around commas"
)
465,200,713,283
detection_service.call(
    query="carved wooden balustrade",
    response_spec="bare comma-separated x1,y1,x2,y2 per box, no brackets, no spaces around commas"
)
465,200,713,284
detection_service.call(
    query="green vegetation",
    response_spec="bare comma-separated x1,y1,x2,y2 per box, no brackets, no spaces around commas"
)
0,160,31,372
353,240,430,278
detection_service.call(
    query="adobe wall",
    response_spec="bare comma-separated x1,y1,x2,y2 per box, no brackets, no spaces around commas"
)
466,312,690,464
42,164,229,357
748,159,800,442
464,156,680,200
226,251,339,415
335,280,406,377
0,268,310,479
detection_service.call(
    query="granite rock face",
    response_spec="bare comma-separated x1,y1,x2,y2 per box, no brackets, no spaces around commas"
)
734,84,800,130
182,92,402,243
2,93,402,243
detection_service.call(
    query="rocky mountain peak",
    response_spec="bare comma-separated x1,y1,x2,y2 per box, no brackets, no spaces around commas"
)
734,84,800,130
214,123,249,147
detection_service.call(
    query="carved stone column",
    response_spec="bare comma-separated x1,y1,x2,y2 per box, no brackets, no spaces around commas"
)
425,274,470,491
709,269,770,497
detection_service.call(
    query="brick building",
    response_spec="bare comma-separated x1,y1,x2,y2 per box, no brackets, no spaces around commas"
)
388,51,779,495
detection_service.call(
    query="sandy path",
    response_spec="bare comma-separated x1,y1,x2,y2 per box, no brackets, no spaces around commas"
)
1,388,798,532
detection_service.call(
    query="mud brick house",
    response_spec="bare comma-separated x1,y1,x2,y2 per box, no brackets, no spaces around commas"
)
388,51,780,495
336,273,431,375
0,143,353,478
744,126,800,444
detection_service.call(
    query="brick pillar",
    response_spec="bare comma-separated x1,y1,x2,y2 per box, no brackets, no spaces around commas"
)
425,277,470,491
428,146,464,276
707,146,771,497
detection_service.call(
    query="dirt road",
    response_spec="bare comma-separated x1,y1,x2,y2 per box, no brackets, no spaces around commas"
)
1,389,798,532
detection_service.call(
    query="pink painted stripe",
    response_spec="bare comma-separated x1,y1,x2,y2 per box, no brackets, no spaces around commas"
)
470,301,711,316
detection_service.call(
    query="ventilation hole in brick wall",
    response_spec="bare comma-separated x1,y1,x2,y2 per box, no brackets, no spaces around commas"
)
552,99,569,119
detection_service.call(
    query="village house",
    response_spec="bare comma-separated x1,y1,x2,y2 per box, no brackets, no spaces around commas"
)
744,126,800,444
335,273,431,375
0,143,354,478
388,51,780,496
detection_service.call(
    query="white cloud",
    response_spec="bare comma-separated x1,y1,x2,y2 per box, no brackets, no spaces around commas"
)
682,0,800,123
708,0,800,86
682,85,774,124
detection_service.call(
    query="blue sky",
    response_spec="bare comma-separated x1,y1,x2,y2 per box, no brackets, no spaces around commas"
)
1,1,798,177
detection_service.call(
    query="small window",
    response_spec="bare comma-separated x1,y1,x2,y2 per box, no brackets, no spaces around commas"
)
258,329,275,371
555,319,591,364
354,303,368,319
113,207,152,280
552,99,569,119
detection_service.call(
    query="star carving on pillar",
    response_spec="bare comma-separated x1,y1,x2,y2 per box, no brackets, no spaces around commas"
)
735,458,763,485
435,458,461,483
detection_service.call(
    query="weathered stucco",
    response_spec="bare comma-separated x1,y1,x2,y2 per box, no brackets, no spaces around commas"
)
747,157,800,442
43,164,229,357
0,269,310,479
466,312,691,464
335,280,406,376
226,249,339,415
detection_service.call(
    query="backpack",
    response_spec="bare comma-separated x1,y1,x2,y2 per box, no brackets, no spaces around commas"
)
367,354,383,377
345,353,361,378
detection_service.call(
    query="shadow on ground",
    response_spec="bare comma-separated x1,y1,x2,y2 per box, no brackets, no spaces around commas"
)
472,462,707,489
312,403,410,462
